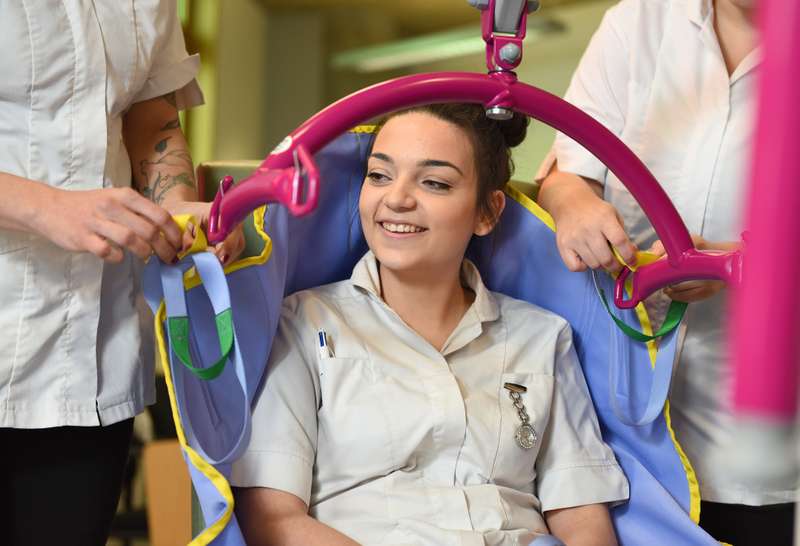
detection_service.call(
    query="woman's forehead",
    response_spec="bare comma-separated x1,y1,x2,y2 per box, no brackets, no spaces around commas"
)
373,112,474,168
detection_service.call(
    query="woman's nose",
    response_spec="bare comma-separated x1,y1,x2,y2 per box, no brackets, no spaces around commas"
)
383,179,416,211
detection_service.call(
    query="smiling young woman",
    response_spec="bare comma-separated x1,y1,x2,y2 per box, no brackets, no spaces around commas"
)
231,103,629,546
359,108,507,350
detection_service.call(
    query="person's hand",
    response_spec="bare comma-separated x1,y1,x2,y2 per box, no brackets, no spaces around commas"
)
35,186,183,263
646,235,737,303
162,200,246,266
541,172,637,274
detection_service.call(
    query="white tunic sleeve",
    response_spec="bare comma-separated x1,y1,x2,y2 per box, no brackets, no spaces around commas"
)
131,0,204,110
538,1,633,184
230,299,321,506
535,325,629,511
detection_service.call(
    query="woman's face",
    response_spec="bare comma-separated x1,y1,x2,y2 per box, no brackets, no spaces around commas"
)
359,111,499,278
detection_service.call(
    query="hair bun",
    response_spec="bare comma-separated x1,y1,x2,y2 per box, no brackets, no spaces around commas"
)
497,111,529,148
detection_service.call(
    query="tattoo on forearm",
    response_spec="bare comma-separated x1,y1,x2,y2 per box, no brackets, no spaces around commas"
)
155,137,172,153
139,148,195,204
134,94,194,203
149,172,196,204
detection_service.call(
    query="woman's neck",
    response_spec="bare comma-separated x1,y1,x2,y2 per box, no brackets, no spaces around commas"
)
714,0,757,76
379,261,475,352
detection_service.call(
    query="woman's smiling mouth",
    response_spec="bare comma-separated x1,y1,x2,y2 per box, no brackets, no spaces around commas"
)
379,221,428,235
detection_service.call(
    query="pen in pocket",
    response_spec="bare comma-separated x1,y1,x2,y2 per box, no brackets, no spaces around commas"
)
317,329,334,359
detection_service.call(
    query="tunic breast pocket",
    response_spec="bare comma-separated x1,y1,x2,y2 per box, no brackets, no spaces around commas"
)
316,357,393,486
491,372,554,490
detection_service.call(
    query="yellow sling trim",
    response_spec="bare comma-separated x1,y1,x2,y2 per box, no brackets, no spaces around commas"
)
505,185,702,525
505,184,555,231
350,124,378,134
664,398,702,523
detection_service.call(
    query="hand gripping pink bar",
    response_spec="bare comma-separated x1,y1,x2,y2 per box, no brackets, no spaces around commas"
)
613,248,741,309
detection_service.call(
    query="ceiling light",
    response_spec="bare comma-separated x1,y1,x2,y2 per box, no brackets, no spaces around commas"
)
331,18,564,73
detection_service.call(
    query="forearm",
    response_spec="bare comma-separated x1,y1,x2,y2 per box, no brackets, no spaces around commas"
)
538,167,604,216
0,171,55,233
243,512,360,546
236,487,359,546
545,503,618,546
123,92,198,207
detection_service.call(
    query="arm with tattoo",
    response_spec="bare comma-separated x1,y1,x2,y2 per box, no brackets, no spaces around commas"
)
122,92,246,264
123,92,199,207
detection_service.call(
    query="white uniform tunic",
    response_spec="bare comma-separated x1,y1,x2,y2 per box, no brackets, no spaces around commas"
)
0,1,202,428
232,252,628,545
542,0,795,504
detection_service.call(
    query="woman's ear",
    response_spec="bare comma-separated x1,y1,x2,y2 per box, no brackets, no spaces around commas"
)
474,190,506,236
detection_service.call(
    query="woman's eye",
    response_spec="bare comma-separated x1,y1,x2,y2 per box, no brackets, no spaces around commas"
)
366,171,390,184
422,179,451,192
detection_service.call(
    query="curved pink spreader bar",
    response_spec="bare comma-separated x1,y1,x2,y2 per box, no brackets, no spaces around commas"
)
731,0,800,421
207,72,741,308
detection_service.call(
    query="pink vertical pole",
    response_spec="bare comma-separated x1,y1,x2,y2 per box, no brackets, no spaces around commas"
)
731,0,800,420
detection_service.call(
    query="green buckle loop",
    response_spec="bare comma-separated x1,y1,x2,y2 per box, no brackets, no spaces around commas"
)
168,308,234,380
593,272,687,343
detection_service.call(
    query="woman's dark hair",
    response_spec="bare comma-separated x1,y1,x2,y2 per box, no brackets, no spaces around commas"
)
374,103,529,225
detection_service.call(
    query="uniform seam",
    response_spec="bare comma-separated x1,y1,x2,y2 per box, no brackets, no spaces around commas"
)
128,0,142,100
61,0,78,187
488,316,509,481
697,108,729,236
61,253,76,423
21,0,36,178
5,248,32,425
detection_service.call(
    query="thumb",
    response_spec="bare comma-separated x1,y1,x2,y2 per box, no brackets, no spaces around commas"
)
647,239,666,257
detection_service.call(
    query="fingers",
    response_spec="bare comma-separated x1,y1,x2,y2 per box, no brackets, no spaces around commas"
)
559,230,626,273
91,218,158,262
590,231,624,273
109,206,179,263
117,188,183,249
556,234,588,272
182,222,197,253
85,234,125,263
553,201,635,274
212,225,246,266
604,222,637,267
647,240,666,258
689,234,707,250
664,280,725,303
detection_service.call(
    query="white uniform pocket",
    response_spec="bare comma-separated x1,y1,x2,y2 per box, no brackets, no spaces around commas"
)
491,372,554,490
316,357,393,495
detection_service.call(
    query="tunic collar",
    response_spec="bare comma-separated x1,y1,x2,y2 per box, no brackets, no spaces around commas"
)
351,251,499,323
687,0,712,28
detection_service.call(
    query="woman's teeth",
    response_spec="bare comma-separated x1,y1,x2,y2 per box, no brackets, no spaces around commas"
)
381,222,425,233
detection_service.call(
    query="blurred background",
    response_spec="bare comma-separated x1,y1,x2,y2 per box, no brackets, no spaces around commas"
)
108,1,614,544
180,0,614,181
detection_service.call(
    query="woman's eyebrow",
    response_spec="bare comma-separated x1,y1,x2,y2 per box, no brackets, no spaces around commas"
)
418,159,463,176
369,152,393,163
369,153,464,176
